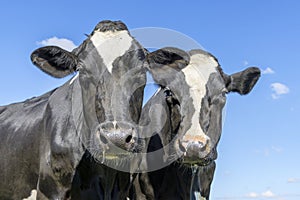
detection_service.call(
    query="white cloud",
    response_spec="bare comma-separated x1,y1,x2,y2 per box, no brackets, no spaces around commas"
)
271,146,283,153
243,60,249,66
224,170,231,176
244,190,275,199
271,83,290,99
37,37,77,51
262,190,275,198
255,146,283,156
288,177,300,183
264,148,270,156
246,192,259,198
217,191,300,200
262,67,275,74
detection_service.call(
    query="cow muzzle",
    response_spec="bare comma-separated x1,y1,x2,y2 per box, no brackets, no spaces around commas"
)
178,135,215,166
97,121,139,154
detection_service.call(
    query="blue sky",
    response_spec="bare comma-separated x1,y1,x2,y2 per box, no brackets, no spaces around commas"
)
1,1,299,199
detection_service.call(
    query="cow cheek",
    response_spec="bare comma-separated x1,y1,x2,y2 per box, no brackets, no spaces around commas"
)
95,97,106,123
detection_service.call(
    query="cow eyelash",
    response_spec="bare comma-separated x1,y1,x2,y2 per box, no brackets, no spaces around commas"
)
164,89,173,97
222,88,228,96
163,87,180,106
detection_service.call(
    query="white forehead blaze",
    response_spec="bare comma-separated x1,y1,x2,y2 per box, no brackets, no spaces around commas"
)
181,53,218,139
90,30,133,73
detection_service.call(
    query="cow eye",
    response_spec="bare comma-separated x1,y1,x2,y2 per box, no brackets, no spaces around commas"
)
164,89,173,97
164,87,180,106
222,88,228,97
207,96,212,106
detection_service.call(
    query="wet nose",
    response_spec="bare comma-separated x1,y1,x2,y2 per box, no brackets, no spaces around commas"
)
185,141,207,158
180,136,210,159
98,121,136,151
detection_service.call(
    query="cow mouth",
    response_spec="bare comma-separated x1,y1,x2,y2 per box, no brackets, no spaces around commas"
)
97,152,136,161
88,146,140,163
93,151,143,172
173,140,217,167
93,140,142,160
178,150,216,167
84,122,145,167
180,156,213,167
92,136,144,163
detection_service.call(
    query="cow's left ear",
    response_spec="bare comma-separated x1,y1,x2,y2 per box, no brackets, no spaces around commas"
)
31,46,78,78
226,67,261,95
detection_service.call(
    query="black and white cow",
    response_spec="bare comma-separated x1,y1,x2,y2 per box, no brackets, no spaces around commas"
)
134,88,216,200
131,47,260,199
0,20,147,199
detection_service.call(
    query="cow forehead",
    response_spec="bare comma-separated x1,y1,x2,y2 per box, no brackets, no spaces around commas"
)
181,53,219,103
181,53,218,137
90,30,134,74
184,53,219,81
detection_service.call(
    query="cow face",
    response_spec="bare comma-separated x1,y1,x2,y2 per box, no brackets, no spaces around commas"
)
31,20,147,162
147,48,260,166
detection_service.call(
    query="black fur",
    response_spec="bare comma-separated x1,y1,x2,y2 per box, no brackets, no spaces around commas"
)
93,20,128,33
31,46,78,78
227,67,261,95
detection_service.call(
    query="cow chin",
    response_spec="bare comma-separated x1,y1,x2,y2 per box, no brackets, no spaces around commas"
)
179,147,217,167
180,153,214,167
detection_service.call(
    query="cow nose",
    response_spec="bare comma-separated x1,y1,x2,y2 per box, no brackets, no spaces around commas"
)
98,121,136,151
185,141,207,157
180,136,210,160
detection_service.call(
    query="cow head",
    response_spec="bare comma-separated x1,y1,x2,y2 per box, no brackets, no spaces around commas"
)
147,48,260,166
30,20,147,163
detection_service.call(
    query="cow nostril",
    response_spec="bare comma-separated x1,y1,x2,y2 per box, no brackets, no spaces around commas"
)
179,142,186,153
125,135,133,143
198,141,205,148
100,134,108,144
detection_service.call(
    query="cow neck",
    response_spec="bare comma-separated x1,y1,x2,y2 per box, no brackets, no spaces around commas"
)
190,166,202,200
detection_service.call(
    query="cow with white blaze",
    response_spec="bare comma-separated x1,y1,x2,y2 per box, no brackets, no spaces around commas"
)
0,20,147,200
132,47,260,199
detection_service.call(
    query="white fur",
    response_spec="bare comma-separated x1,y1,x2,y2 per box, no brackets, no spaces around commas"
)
194,191,206,200
90,30,133,73
153,87,162,97
113,120,117,128
22,189,37,200
69,72,79,85
181,53,218,139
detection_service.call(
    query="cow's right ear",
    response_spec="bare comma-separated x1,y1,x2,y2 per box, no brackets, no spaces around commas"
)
146,47,190,86
31,46,78,78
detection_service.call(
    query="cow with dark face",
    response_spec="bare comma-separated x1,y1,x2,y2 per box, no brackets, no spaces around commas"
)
132,47,260,199
0,20,147,199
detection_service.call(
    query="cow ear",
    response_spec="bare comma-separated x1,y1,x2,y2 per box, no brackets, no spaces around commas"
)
30,46,78,78
147,47,190,70
146,47,190,86
226,67,261,95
